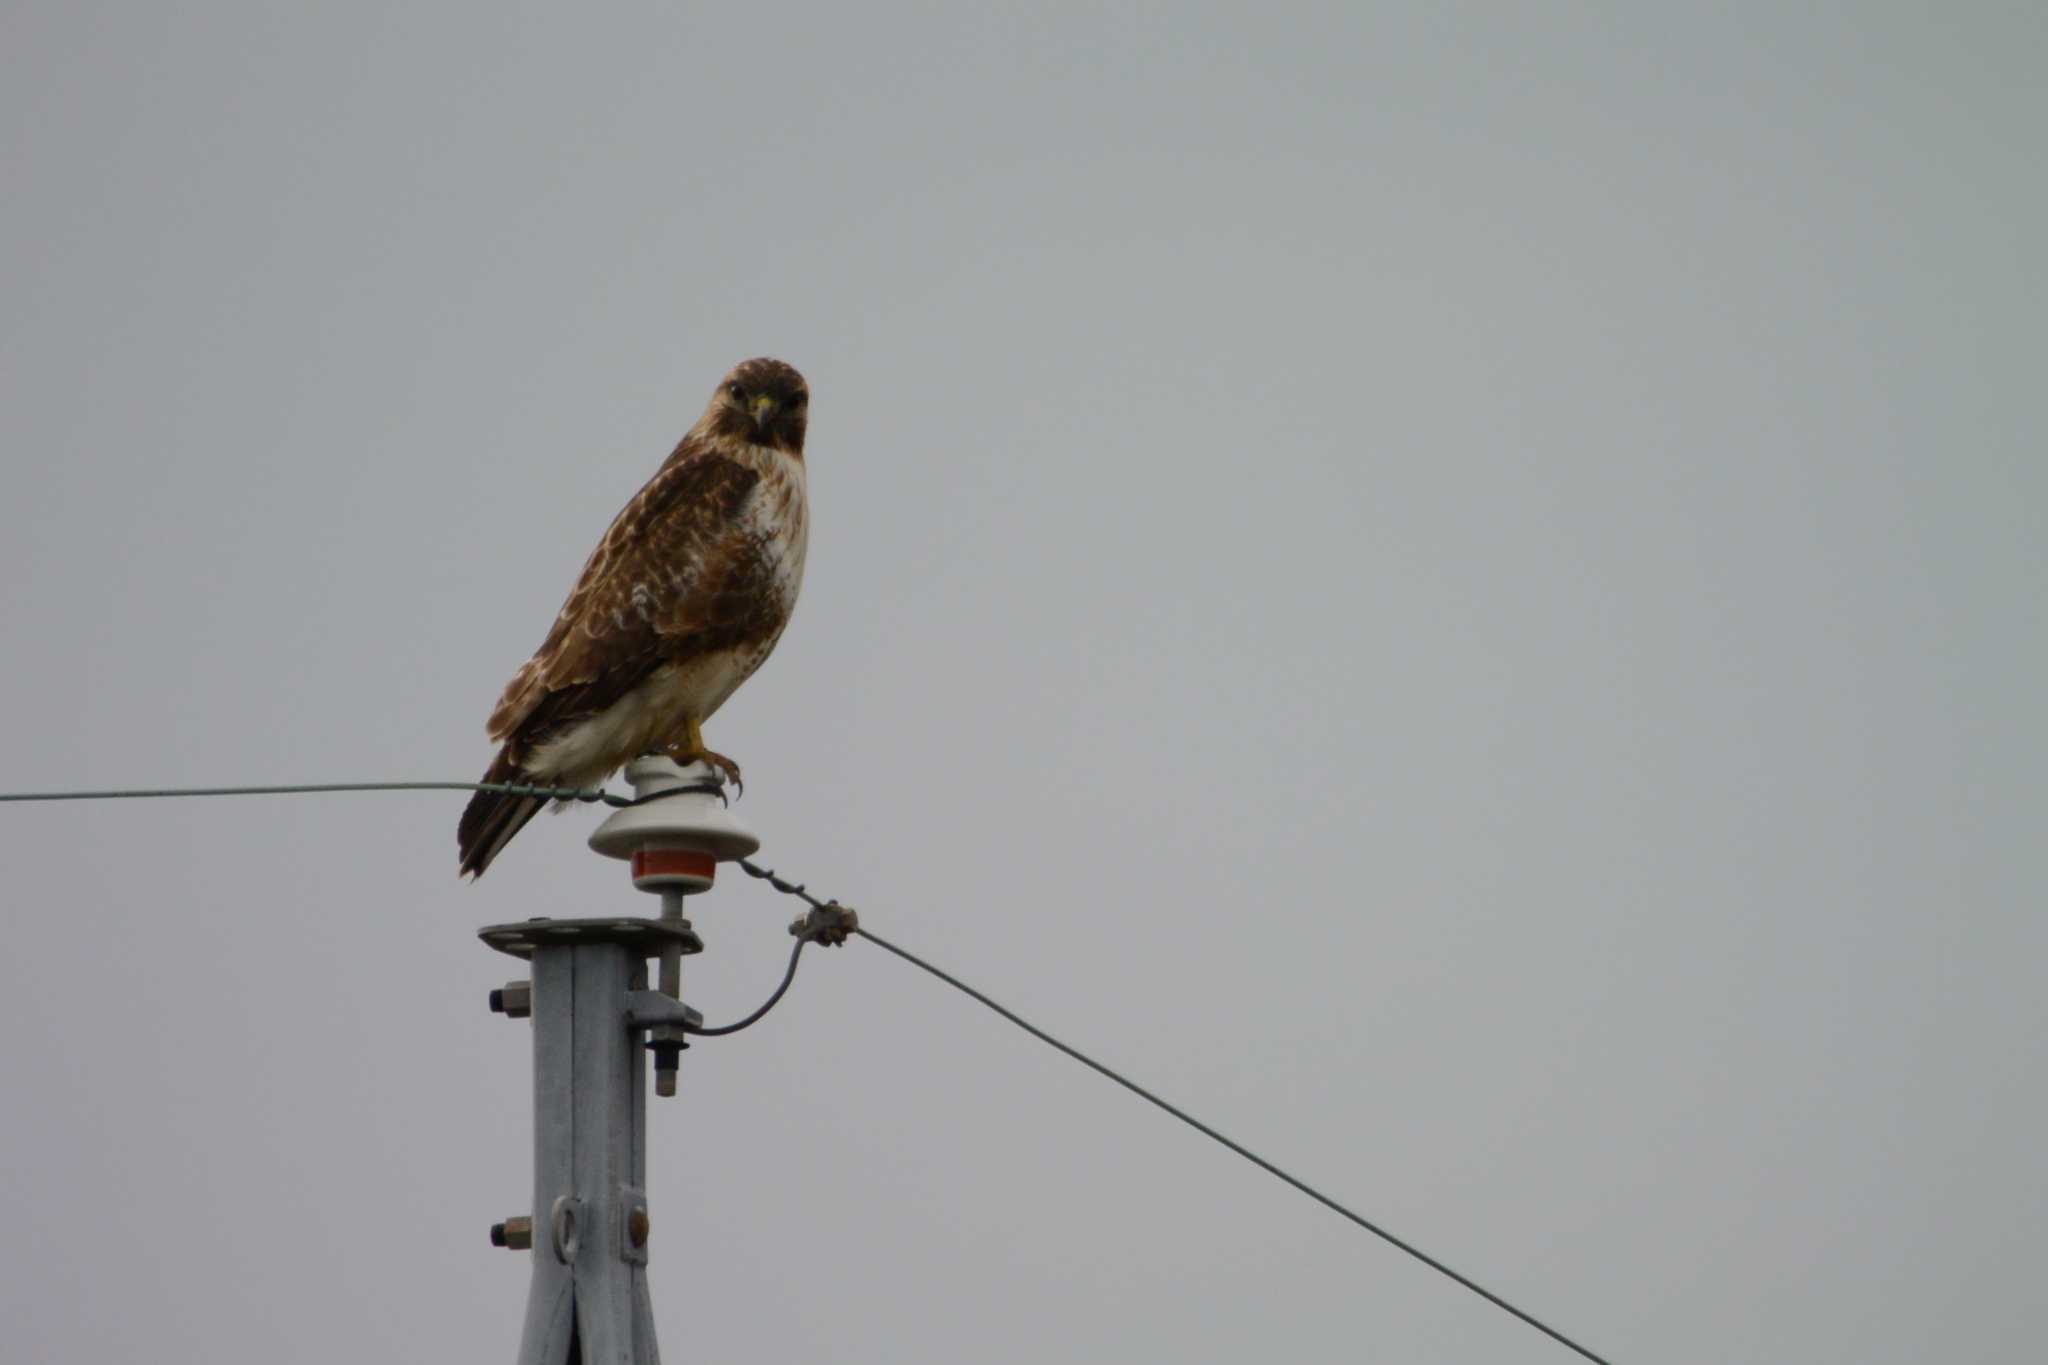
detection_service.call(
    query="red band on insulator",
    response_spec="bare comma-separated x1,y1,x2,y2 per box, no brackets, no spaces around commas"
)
632,849,717,882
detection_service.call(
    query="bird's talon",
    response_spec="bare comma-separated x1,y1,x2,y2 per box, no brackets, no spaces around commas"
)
692,748,744,798
671,749,745,802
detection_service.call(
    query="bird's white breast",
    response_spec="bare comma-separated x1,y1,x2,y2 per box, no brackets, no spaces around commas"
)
740,443,809,620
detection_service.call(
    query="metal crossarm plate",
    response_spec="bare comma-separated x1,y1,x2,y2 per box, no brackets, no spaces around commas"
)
479,916,704,960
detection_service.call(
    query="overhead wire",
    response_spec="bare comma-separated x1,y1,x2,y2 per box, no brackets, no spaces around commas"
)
0,780,627,805
741,860,1617,1365
2,778,1617,1364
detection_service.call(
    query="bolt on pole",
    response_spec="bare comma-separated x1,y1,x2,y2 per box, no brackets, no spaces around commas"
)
480,758,760,1365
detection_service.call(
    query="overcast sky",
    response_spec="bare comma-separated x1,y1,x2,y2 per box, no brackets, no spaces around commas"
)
2,4,2042,1362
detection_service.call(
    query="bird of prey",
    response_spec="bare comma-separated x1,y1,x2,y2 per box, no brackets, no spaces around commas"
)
457,357,811,878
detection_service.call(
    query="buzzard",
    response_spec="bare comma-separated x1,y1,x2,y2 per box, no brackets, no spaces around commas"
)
458,357,811,877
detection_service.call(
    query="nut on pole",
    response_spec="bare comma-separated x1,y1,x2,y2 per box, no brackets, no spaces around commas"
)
489,980,533,1017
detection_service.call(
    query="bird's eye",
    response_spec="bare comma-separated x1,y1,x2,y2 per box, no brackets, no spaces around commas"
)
726,382,745,401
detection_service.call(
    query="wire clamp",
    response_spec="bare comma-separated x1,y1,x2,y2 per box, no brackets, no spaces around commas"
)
789,901,859,946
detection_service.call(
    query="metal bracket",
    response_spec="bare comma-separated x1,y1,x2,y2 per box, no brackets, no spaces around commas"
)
624,991,705,1032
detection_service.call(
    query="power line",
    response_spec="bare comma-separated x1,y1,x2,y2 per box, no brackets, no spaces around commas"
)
741,861,1617,1365
0,780,628,805
2,779,1617,1364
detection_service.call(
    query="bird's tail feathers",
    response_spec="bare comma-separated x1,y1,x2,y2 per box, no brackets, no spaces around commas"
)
457,751,548,879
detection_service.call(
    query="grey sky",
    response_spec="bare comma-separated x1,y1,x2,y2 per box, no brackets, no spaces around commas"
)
2,3,2042,1361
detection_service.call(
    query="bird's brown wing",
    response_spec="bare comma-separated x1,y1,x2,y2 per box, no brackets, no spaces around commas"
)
486,442,765,758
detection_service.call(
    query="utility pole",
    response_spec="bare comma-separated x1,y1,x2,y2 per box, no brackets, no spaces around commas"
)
481,757,758,1365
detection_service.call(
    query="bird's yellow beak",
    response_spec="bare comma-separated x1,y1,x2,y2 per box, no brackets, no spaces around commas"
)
750,394,776,423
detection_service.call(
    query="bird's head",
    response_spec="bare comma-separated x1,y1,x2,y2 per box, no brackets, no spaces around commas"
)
704,357,809,456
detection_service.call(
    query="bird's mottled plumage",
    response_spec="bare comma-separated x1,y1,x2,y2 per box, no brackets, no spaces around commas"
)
458,358,810,877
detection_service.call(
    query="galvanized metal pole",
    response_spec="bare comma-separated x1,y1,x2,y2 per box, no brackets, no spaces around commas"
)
482,758,759,1365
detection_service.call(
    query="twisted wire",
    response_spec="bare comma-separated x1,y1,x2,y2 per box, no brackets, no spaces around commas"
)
1,782,1618,1363
0,780,628,805
740,862,1616,1365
